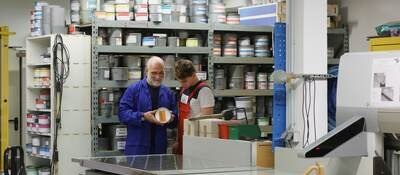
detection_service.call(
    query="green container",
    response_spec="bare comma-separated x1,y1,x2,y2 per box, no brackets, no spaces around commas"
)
228,125,261,140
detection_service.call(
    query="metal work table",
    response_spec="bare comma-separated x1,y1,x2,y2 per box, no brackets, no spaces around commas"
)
73,154,276,175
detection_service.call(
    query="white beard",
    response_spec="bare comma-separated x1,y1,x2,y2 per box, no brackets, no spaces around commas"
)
146,76,162,87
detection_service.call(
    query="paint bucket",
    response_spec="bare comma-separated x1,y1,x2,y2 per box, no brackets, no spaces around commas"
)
235,97,253,119
128,68,141,80
254,35,270,46
255,47,270,57
226,13,240,25
125,33,142,46
245,81,256,90
257,72,268,81
223,33,237,45
111,67,128,80
214,77,226,90
38,114,50,125
31,124,39,132
26,114,36,124
239,36,251,46
99,67,111,80
257,81,268,90
38,124,50,133
99,89,112,104
229,77,243,89
99,55,116,67
168,37,179,47
239,45,255,57
109,29,123,46
112,137,126,150
123,55,141,67
245,72,256,81
223,44,237,56
99,102,113,116
214,34,222,45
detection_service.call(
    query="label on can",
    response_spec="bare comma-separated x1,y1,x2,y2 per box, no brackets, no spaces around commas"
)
104,70,110,79
126,35,138,44
117,141,126,150
116,128,127,137
109,93,114,102
116,38,122,46
245,81,256,89
257,81,268,90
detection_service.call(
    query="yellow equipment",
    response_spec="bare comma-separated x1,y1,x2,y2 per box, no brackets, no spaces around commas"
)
369,36,400,51
0,26,15,171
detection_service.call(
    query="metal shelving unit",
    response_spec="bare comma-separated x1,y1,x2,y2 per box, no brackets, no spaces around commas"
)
328,27,349,65
86,21,275,157
328,58,340,65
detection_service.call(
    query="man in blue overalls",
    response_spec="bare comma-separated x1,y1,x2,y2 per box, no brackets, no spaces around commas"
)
119,56,178,155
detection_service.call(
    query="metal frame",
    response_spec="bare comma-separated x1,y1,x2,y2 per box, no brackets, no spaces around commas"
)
328,26,349,64
87,20,276,157
0,26,14,171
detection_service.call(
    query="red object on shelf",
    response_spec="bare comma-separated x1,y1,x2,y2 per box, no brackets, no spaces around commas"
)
218,123,229,139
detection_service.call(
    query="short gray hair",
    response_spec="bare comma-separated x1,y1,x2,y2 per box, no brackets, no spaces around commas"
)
146,56,165,70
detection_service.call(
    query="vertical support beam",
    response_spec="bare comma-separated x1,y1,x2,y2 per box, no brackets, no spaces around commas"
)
287,0,328,147
0,26,14,171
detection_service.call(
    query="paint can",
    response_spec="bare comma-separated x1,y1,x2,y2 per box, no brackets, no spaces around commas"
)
38,167,50,175
209,13,226,24
213,45,222,56
257,81,268,90
38,114,50,125
128,68,142,80
99,67,111,80
268,73,274,90
245,72,256,82
226,13,240,25
125,33,142,46
111,137,126,150
111,67,129,80
38,124,50,133
254,35,270,46
168,37,179,47
223,33,237,45
32,136,41,147
214,77,226,90
99,102,113,116
245,81,256,90
235,97,254,119
223,44,237,56
239,45,255,57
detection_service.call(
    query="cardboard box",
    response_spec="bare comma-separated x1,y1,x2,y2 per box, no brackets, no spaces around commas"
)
252,141,274,168
328,4,339,17
239,2,286,27
184,119,199,136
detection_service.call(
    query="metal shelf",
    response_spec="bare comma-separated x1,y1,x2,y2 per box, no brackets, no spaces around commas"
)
94,20,148,28
27,131,51,136
213,57,274,64
213,24,273,33
95,80,179,88
147,22,210,30
28,153,51,160
27,63,51,67
95,150,124,157
214,89,274,97
328,58,340,65
28,109,52,112
328,28,347,34
28,86,51,89
96,46,211,54
94,116,120,124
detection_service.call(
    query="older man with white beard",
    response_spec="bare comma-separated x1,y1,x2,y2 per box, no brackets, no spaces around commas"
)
119,56,178,155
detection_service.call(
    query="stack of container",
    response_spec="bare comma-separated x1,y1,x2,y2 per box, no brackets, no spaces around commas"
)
135,0,149,21
161,0,173,23
70,0,80,24
257,72,268,90
245,72,256,90
223,33,238,57
104,125,127,151
103,1,116,20
190,0,208,24
115,0,133,21
80,0,97,24
238,36,255,57
213,34,222,56
209,0,226,24
98,55,116,80
172,0,188,23
31,1,49,36
98,88,123,117
254,35,271,57
124,55,142,80
235,97,254,120
149,0,162,22
164,55,175,80
226,12,240,25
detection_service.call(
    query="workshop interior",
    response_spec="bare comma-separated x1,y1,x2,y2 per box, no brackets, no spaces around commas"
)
1,0,400,174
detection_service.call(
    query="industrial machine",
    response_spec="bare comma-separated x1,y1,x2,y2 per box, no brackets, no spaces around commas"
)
299,51,400,173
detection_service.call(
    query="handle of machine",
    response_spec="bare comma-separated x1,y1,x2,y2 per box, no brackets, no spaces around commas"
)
8,117,19,131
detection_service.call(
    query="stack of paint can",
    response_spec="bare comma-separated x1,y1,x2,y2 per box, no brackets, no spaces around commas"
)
190,0,208,24
209,0,226,24
70,0,80,24
213,34,222,56
30,136,51,157
149,0,162,22
98,55,116,80
245,72,256,90
238,36,255,57
254,35,271,57
226,12,240,25
98,88,123,116
35,89,50,110
257,72,268,90
26,113,50,134
164,55,175,80
103,124,127,151
33,67,50,88
223,33,237,57
134,0,149,21
80,0,98,24
161,1,173,23
172,0,188,23
115,0,133,21
31,1,49,36
103,1,116,21
124,55,142,80
229,65,244,89
214,66,226,90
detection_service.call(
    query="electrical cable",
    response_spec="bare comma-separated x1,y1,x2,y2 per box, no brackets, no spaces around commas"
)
302,80,306,147
50,34,70,175
313,80,317,142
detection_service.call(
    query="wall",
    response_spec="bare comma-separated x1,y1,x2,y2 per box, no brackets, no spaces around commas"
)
0,0,70,47
340,0,400,52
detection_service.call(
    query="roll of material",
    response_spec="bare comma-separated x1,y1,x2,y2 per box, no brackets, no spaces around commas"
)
149,4,162,13
209,3,225,14
150,13,162,22
111,67,128,80
168,37,179,47
125,33,142,46
226,13,240,25
191,5,208,16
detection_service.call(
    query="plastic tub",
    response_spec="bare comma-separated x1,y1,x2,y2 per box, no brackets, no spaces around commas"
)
111,67,128,80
